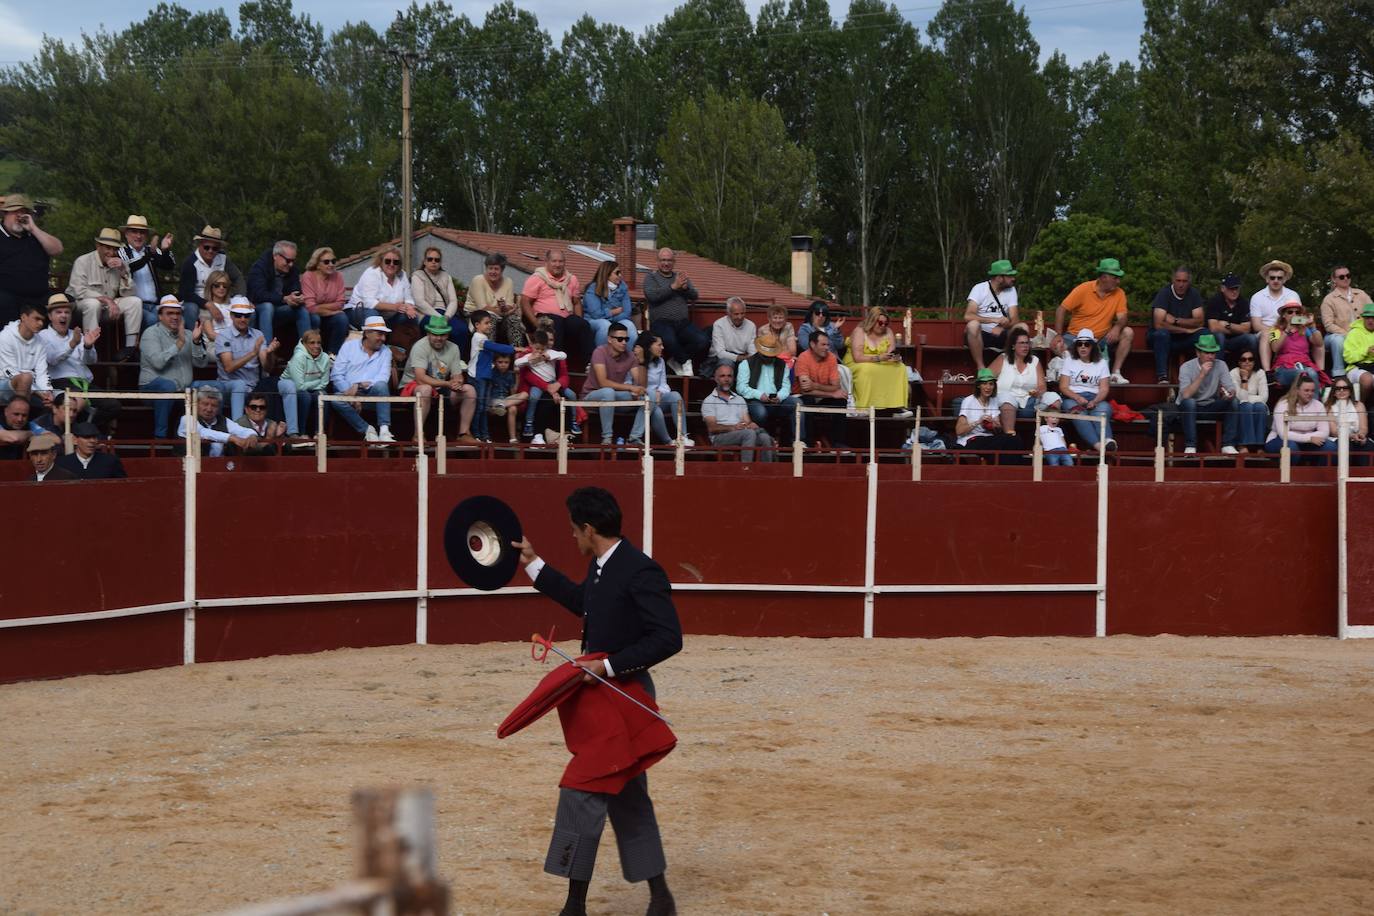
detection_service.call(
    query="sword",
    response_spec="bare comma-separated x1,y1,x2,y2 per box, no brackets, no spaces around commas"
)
530,630,673,726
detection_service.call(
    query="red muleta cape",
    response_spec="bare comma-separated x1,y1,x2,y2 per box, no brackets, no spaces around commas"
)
498,653,677,794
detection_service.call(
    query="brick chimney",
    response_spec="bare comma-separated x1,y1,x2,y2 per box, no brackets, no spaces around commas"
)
790,235,814,296
612,217,638,291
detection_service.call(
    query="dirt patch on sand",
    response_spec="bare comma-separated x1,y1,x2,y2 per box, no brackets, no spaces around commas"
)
2,636,1373,914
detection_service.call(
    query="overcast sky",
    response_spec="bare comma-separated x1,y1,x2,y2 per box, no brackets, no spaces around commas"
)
0,0,1144,67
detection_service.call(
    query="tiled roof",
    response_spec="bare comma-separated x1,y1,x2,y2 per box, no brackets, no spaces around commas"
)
337,225,818,312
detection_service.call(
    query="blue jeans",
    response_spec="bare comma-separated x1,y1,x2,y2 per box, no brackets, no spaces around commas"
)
1236,401,1268,446
1044,448,1074,466
746,396,800,444
220,377,254,420
648,390,685,443
1327,333,1347,375
1264,436,1337,465
257,301,314,343
320,312,350,354
1275,365,1320,387
1148,328,1203,380
260,376,300,435
524,386,577,434
585,388,646,441
292,388,320,435
588,317,638,348
651,317,709,367
1065,399,1113,446
330,379,391,433
1178,397,1239,447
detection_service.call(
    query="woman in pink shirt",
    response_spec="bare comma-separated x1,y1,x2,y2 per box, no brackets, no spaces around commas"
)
301,247,350,354
1265,376,1336,463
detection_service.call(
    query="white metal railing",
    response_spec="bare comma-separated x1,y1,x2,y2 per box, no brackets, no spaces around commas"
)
791,404,876,476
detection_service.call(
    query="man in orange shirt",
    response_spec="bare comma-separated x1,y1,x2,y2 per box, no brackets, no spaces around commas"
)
1054,258,1135,384
794,330,848,449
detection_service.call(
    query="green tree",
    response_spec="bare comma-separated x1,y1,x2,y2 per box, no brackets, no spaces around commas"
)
643,0,758,101
1046,53,1142,224
814,0,922,307
1018,214,1172,319
1233,131,1374,300
658,90,814,280
1136,0,1278,272
753,0,835,143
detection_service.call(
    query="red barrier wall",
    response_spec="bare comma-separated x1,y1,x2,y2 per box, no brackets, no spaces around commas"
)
0,478,183,619
1345,484,1374,627
0,473,1351,683
1107,482,1336,636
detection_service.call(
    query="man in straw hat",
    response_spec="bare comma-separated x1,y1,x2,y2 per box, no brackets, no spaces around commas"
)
513,486,683,916
66,227,142,361
1250,259,1300,372
1055,257,1135,385
964,259,1022,371
737,331,800,445
329,313,397,443
118,214,179,331
0,193,63,328
177,225,244,315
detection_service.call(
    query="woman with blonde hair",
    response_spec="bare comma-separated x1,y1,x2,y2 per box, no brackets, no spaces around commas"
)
301,246,350,353
344,246,417,329
762,304,797,361
1265,375,1335,463
583,260,637,348
843,306,909,413
197,269,235,341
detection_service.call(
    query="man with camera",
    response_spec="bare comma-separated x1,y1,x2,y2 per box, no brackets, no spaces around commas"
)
0,194,63,328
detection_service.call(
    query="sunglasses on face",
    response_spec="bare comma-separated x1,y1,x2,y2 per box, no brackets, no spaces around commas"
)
609,336,628,342
425,256,441,263
1267,275,1285,281
1076,341,1095,347
247,403,267,410
1334,386,1352,392
320,258,336,265
383,259,400,266
1335,273,1351,280
1239,356,1255,362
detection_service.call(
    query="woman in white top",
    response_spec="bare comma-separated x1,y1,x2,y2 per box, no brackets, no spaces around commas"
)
955,368,1026,462
1057,329,1116,449
1228,347,1269,452
632,333,693,446
1324,378,1372,463
1265,376,1336,462
989,327,1060,433
345,247,417,329
199,269,234,340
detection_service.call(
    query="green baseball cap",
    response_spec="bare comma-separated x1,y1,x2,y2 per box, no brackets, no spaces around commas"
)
1362,303,1374,318
1195,334,1220,353
987,259,1017,277
423,314,452,335
975,367,997,383
1094,258,1125,277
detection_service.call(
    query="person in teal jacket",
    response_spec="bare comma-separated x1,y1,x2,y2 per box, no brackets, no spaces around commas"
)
283,328,332,437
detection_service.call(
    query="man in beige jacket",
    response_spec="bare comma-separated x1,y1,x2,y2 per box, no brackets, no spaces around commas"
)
66,227,142,361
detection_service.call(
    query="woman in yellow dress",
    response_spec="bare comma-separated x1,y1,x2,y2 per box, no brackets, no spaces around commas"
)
844,306,910,412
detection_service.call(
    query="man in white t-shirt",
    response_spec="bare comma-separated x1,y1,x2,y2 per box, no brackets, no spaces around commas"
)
1250,259,1301,371
963,259,1022,370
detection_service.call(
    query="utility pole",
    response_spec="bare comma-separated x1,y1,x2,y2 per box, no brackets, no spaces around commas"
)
392,49,420,276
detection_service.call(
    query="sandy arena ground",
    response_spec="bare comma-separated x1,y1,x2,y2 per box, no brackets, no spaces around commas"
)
3,636,1374,915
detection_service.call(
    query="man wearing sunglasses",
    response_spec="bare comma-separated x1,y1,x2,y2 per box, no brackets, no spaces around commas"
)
177,225,244,318
1341,304,1374,403
1320,265,1371,376
1249,259,1300,372
247,240,305,346
1205,273,1255,366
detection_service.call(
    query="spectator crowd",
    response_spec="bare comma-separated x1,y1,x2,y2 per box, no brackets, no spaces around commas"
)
2,193,1369,476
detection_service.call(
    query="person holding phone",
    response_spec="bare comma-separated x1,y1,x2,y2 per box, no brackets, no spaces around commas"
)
1269,302,1323,387
0,195,63,328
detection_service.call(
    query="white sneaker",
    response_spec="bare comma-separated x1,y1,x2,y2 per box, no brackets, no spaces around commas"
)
1221,445,1239,455
680,359,694,377
378,425,396,443
893,408,914,419
666,357,684,375
1109,372,1129,385
531,434,546,446
1184,446,1197,455
364,425,380,442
